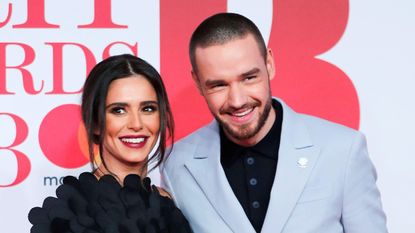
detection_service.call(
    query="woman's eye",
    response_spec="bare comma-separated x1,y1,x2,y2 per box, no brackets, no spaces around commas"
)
110,107,125,114
143,105,158,113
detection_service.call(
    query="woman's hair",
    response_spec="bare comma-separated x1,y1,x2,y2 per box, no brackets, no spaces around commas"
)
81,54,174,174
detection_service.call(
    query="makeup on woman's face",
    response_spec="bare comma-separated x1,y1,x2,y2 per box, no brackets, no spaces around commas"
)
102,75,160,172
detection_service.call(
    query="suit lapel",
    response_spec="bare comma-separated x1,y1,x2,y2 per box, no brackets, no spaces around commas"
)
184,121,255,233
261,100,321,233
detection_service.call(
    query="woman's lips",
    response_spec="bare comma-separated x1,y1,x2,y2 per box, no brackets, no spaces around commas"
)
119,136,148,148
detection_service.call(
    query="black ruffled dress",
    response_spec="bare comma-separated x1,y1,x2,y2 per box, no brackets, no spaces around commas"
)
28,172,193,233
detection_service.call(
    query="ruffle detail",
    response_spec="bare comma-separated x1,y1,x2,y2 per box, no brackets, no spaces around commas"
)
28,172,192,233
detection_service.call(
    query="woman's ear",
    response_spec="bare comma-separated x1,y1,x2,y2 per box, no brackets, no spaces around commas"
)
92,134,100,144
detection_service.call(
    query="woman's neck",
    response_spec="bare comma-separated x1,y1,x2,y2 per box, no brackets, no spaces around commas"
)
94,164,147,184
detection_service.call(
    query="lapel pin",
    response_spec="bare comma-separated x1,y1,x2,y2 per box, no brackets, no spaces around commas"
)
297,157,308,168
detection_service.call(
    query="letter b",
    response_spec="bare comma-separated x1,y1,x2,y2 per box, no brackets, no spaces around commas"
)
0,113,31,187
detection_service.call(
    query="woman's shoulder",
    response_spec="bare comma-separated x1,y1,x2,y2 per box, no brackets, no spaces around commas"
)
29,172,193,233
156,186,172,199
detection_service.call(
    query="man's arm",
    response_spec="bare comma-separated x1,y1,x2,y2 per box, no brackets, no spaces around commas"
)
160,164,179,206
341,132,388,232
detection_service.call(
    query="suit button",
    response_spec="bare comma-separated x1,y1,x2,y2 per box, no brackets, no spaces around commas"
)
246,157,255,165
249,178,257,186
252,201,260,208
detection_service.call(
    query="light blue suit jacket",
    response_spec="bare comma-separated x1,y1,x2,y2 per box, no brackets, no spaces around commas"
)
161,100,387,233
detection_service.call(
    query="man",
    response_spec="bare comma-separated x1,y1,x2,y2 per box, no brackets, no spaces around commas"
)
161,13,387,233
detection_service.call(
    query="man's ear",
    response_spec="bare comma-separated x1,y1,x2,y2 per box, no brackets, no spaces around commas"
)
266,48,276,81
191,70,203,95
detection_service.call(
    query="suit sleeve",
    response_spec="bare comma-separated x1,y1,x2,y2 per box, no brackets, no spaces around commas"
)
160,164,179,207
342,132,388,232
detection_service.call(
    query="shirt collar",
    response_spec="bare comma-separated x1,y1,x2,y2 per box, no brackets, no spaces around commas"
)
220,99,283,165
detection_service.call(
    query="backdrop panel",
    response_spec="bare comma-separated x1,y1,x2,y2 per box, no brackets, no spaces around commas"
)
0,0,414,232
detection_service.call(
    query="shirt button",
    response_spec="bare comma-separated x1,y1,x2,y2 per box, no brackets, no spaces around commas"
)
252,201,260,209
249,178,257,186
246,157,255,165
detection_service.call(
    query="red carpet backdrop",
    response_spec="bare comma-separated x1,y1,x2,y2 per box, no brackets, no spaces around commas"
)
0,0,414,232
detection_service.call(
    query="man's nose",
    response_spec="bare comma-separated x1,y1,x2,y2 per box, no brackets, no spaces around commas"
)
227,84,247,109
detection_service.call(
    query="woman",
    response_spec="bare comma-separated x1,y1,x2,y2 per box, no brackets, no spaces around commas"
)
28,54,192,233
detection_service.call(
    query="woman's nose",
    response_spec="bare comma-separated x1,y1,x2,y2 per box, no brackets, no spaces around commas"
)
128,113,143,131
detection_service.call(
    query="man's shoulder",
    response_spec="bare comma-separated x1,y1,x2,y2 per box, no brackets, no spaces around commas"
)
301,113,359,133
175,120,218,147
276,97,361,138
297,112,364,146
163,121,218,168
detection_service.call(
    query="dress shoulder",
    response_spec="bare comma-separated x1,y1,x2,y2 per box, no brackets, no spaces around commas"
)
28,172,193,233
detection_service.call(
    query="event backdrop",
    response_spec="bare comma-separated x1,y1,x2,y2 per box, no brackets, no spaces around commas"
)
1,0,414,232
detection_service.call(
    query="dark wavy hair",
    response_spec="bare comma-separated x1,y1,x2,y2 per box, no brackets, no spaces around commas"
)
189,12,267,73
81,54,174,175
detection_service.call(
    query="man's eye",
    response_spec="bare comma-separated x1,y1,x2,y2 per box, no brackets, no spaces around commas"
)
210,83,226,89
245,76,256,81
110,107,125,114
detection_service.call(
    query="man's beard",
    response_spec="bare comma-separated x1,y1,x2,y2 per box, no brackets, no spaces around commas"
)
214,97,273,141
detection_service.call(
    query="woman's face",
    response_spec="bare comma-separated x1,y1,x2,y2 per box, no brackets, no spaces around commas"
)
101,75,160,173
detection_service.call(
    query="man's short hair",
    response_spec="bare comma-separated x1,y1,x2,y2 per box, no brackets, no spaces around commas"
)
189,12,267,73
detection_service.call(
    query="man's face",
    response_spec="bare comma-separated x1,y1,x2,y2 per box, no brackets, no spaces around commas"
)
193,34,276,146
